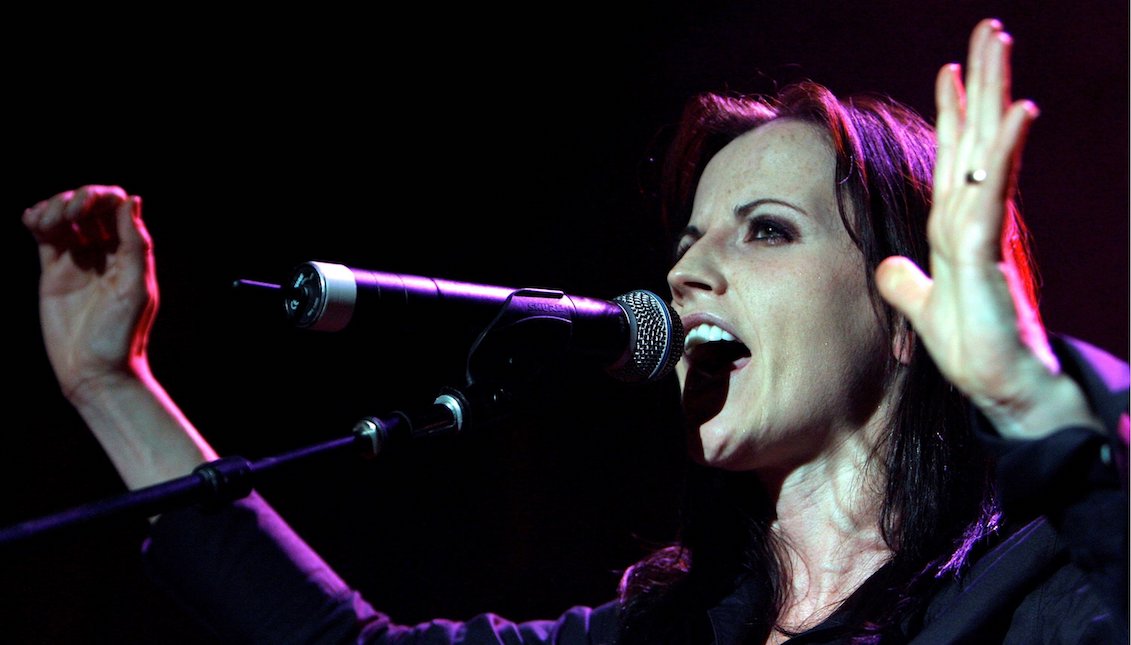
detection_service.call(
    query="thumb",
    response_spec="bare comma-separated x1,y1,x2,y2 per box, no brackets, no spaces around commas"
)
876,256,931,324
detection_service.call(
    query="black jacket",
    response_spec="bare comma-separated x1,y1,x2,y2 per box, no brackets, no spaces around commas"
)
142,336,1129,644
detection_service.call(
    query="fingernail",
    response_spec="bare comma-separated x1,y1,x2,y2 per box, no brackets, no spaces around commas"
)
131,195,142,218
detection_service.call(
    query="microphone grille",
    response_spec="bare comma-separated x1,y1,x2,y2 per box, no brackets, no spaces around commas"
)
609,290,685,383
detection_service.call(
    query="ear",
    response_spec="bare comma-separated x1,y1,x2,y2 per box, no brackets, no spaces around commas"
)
892,320,914,366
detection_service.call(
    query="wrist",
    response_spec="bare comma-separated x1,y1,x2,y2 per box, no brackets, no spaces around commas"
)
978,369,1103,441
64,362,149,411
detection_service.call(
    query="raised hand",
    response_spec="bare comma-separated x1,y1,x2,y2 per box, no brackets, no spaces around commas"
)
23,185,154,402
875,19,1100,439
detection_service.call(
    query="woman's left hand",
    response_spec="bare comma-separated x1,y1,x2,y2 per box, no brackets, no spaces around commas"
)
875,18,1101,439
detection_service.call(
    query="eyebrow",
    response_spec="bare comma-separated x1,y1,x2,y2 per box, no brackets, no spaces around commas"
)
734,198,809,218
677,197,811,242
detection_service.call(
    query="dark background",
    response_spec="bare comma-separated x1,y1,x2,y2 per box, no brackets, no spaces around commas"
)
3,2,1127,642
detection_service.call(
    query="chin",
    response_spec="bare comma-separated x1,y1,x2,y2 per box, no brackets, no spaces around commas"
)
686,424,756,471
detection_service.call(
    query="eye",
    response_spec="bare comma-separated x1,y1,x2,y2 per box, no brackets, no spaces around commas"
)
672,226,702,262
674,237,693,262
745,216,795,245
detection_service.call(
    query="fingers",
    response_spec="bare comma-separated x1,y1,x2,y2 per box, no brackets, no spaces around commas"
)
978,99,1039,208
23,185,133,250
940,20,1018,174
971,20,1009,143
68,185,129,245
953,20,1001,177
934,63,964,197
930,20,1039,261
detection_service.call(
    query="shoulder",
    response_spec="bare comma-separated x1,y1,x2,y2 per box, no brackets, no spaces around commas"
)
362,601,622,644
1051,334,1129,430
1004,559,1125,643
918,517,1127,644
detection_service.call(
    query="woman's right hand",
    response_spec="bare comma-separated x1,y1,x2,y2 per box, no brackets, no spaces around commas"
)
24,185,216,489
23,185,154,404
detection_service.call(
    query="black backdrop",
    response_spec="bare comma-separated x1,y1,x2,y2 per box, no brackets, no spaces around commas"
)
4,2,1127,643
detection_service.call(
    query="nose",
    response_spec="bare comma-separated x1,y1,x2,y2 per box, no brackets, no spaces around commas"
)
667,237,725,306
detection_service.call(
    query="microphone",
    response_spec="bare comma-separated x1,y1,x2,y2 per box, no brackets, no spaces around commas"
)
275,261,684,383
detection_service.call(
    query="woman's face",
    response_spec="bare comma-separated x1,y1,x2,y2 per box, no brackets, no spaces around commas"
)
668,119,892,473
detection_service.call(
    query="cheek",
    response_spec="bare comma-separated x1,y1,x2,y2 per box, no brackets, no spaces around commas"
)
771,254,887,391
808,261,890,397
811,244,880,334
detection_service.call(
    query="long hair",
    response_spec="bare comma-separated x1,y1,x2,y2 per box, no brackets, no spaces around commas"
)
617,81,1039,643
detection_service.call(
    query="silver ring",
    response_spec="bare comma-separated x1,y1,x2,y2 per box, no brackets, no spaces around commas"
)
965,169,988,184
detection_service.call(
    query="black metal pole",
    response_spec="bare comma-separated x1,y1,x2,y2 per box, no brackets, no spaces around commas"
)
0,406,437,546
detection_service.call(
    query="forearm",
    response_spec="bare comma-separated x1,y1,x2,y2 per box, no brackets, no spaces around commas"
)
67,362,218,491
144,492,378,643
144,492,618,644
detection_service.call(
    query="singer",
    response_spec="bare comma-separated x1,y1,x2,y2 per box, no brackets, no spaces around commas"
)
19,18,1127,644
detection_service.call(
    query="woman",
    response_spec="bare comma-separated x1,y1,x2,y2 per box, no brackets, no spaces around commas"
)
618,19,1125,644
20,18,1127,643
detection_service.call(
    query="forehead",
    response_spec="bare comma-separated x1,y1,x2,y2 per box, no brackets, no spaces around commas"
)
694,119,836,210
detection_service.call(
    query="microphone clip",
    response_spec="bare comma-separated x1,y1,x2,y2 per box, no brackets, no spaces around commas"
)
452,289,580,432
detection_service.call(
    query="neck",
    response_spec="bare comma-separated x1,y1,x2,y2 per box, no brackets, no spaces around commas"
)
758,424,893,634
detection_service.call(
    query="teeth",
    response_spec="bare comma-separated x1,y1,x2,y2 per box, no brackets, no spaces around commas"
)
684,323,737,353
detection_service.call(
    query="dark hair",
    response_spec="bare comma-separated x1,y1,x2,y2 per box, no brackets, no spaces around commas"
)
617,81,1038,643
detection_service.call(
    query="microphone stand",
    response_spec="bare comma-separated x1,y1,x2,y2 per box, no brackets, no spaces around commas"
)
1,288,581,547
0,398,459,546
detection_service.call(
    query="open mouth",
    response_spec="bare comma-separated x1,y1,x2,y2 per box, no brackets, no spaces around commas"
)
683,323,751,376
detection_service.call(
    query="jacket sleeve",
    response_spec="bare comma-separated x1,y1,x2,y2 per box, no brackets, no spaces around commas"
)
141,492,621,645
973,334,1129,629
